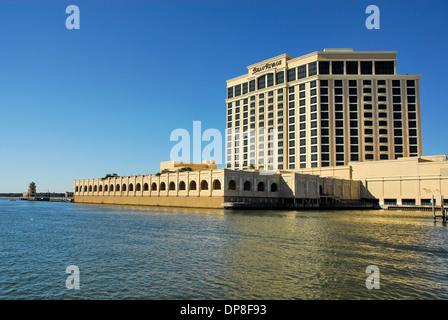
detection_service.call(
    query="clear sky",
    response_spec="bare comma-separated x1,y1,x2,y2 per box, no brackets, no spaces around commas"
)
0,0,447,193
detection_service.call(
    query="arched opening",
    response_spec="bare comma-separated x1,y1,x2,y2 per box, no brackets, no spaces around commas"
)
169,181,176,191
160,182,166,191
189,181,197,190
200,180,208,190
75,186,79,192
319,185,323,195
243,181,251,191
122,184,127,192
116,184,120,192
83,186,87,192
213,179,221,190
99,185,103,192
270,183,278,192
228,180,236,191
179,181,186,190
104,184,108,192
93,185,97,192
257,182,265,192
88,185,92,192
150,183,156,191
129,183,134,192
110,184,114,192
136,183,141,191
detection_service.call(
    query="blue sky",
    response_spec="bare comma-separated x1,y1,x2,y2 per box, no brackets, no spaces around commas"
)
0,0,447,193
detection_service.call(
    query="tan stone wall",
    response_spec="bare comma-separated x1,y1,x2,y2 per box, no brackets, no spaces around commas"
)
75,168,362,208
351,156,448,205
74,195,225,209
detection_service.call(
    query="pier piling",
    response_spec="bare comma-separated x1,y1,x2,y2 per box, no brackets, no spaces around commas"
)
432,195,435,219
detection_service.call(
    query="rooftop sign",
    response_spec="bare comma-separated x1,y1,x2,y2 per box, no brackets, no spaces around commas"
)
251,60,282,75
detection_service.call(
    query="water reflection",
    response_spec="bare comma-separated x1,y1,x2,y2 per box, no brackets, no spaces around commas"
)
1,199,447,299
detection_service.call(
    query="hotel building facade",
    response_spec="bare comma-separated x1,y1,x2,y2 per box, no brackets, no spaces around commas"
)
225,49,422,171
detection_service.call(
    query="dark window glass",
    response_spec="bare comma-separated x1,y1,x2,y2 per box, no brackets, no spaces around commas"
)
276,71,284,84
319,61,330,75
287,68,296,82
346,61,358,75
257,75,266,89
227,87,233,99
392,80,401,87
334,80,343,87
235,84,241,97
375,61,394,75
407,88,415,95
361,61,373,75
308,62,317,76
298,65,307,79
332,61,344,74
267,73,274,87
249,80,255,92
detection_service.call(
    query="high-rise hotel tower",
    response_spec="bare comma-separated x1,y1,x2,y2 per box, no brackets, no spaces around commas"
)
225,49,422,170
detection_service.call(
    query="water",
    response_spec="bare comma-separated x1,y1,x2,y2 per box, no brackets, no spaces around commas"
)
1,198,447,300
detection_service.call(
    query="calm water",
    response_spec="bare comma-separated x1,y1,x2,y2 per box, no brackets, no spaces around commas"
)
0,198,447,300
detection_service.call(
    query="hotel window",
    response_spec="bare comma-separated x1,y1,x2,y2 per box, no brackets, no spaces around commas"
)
346,61,358,75
242,82,248,94
235,84,241,97
287,68,296,82
308,62,317,76
392,80,401,87
332,61,344,75
319,61,330,75
375,61,394,75
249,80,256,92
258,75,266,89
298,65,307,79
267,73,274,87
227,87,233,99
276,71,285,84
361,61,373,75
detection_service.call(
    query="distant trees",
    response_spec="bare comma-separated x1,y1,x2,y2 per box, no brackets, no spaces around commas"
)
101,173,118,181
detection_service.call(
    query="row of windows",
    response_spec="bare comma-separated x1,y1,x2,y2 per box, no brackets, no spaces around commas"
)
227,61,399,99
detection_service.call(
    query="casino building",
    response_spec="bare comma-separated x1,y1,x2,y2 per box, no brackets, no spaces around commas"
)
74,49,448,209
225,48,422,171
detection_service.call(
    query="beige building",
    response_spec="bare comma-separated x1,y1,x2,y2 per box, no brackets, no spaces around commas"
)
292,155,448,207
74,165,363,209
225,48,422,171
